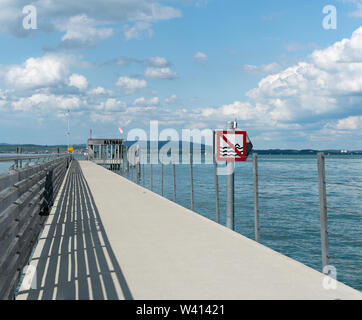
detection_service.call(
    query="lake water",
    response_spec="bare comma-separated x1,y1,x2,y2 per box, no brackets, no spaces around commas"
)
1,153,361,291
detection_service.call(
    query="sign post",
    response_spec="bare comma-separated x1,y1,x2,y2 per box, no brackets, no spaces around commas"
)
225,121,236,230
214,121,253,231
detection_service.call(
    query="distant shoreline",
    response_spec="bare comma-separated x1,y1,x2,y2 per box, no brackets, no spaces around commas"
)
0,144,361,156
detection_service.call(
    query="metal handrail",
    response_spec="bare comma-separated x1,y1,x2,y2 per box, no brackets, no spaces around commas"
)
0,153,68,162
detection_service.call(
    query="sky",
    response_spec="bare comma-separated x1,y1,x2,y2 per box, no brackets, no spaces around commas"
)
0,0,361,149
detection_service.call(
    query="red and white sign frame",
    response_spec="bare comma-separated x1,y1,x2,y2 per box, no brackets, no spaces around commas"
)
215,130,247,162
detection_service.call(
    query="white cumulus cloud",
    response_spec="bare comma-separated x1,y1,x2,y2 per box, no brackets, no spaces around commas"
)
11,93,82,113
336,115,362,130
144,67,178,79
0,0,182,41
116,76,147,93
56,14,114,49
193,52,208,64
2,55,71,90
245,27,362,122
133,96,159,106
124,22,154,40
147,57,170,67
241,63,282,75
68,73,88,91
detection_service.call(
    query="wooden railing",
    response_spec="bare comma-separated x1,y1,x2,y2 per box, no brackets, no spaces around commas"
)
0,155,72,299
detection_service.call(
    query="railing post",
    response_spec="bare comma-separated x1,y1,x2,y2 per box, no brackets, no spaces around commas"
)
122,146,125,173
253,153,260,242
213,130,220,224
161,162,164,196
126,147,129,173
150,152,153,191
15,147,19,169
137,154,141,184
225,121,235,230
142,163,145,186
213,154,220,224
190,152,194,211
318,152,330,273
173,160,176,202
19,147,23,168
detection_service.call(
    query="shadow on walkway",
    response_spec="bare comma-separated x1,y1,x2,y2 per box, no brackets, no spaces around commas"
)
18,161,133,300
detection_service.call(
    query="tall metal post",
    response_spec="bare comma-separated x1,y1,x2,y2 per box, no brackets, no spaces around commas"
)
213,131,220,223
137,150,141,184
15,147,19,169
161,162,164,196
173,161,176,202
126,147,129,173
213,130,220,224
19,147,23,168
253,153,260,242
318,152,329,273
122,146,125,173
137,161,141,184
190,152,194,211
226,121,236,230
213,154,220,224
150,152,153,191
142,164,144,186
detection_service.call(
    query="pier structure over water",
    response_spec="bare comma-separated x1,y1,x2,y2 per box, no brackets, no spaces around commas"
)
4,160,360,300
87,138,124,170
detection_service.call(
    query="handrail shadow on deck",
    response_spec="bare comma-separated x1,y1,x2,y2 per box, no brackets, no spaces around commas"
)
18,161,133,300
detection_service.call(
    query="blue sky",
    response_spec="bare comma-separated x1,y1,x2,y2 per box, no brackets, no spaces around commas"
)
0,0,361,149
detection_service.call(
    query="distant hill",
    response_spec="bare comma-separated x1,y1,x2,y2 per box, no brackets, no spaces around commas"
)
0,143,361,155
253,149,362,155
0,144,87,153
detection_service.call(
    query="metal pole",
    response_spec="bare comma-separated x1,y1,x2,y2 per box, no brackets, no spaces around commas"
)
137,161,140,184
226,121,235,230
137,150,140,184
150,152,153,191
19,147,22,168
161,162,164,196
126,147,129,173
253,153,260,242
318,152,329,273
122,146,125,173
142,163,145,186
67,109,70,148
213,154,220,224
15,147,19,169
173,160,176,202
213,130,220,224
190,152,194,211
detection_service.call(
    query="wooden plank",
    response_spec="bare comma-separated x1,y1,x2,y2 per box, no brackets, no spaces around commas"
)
0,171,45,213
0,159,65,213
0,156,71,299
0,156,68,192
0,268,20,300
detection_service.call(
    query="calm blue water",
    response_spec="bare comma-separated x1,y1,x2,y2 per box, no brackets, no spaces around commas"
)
120,154,362,291
1,153,361,291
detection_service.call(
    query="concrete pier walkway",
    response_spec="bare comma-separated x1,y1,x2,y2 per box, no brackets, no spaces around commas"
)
17,161,362,300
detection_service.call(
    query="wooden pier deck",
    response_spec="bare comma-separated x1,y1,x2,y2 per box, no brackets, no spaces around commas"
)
16,160,362,300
